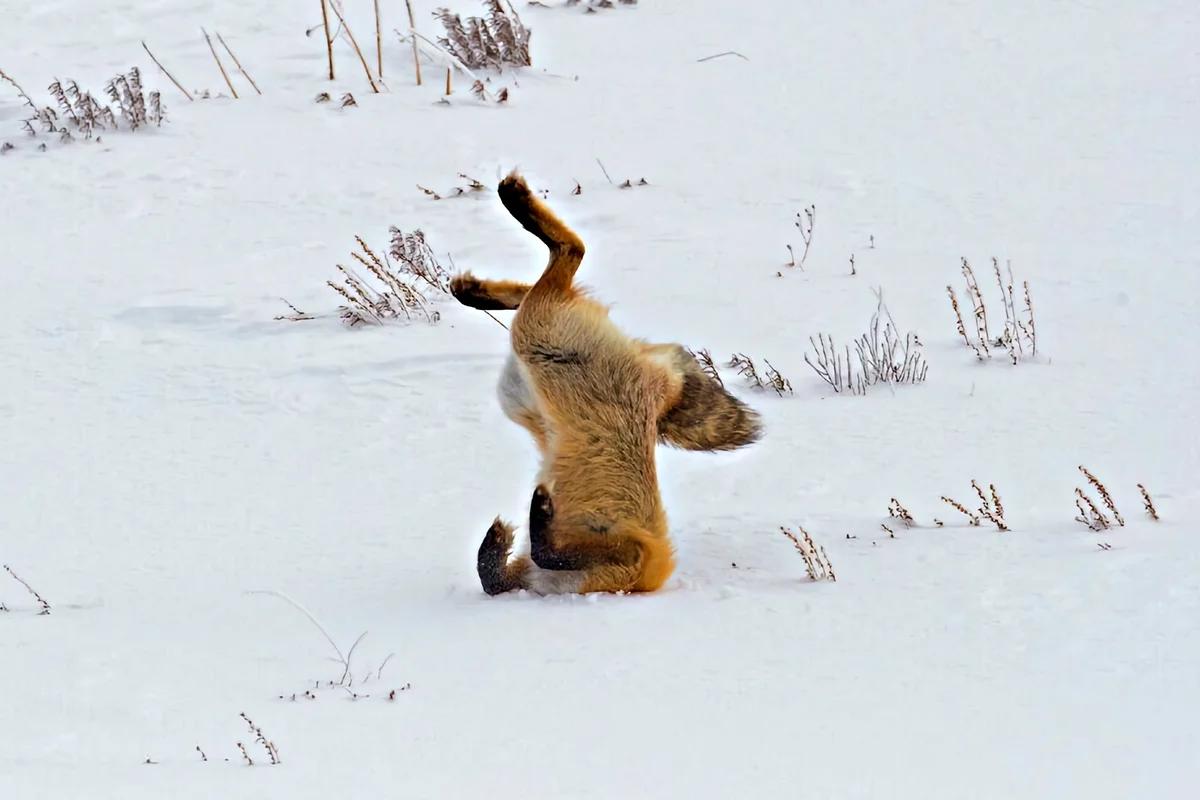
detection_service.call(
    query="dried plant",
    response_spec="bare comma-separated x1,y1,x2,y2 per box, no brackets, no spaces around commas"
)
779,526,836,582
434,1,532,71
415,172,490,200
971,480,1009,531
1097,542,1113,551
278,230,449,326
201,28,238,98
1078,465,1123,526
240,713,281,765
888,498,915,528
216,32,261,94
727,353,792,396
785,204,816,269
804,289,927,395
8,68,167,142
940,496,981,527
1137,484,1159,521
326,0,382,92
2,564,51,614
947,257,1037,364
684,347,723,389
389,227,452,293
1075,487,1111,531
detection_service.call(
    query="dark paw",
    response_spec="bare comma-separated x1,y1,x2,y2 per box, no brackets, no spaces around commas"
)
529,484,554,529
478,517,517,596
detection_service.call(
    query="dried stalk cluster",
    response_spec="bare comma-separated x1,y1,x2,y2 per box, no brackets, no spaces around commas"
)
805,291,928,395
435,1,532,70
947,257,1037,364
779,526,836,582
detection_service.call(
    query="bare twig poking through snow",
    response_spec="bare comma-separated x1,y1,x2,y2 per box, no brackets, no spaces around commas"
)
319,0,336,79
245,589,370,687
3,565,51,614
785,205,816,269
696,51,748,63
201,28,239,99
804,289,928,395
779,526,836,582
947,257,1038,363
240,713,281,765
1137,484,1160,521
326,0,382,92
140,42,194,100
435,1,532,71
216,33,261,95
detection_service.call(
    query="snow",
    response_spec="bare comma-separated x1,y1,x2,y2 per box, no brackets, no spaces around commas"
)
2,0,1198,796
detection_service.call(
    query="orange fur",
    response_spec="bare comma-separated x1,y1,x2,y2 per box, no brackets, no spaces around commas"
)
456,171,761,596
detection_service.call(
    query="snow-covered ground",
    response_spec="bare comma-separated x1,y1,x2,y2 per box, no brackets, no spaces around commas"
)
2,0,1198,796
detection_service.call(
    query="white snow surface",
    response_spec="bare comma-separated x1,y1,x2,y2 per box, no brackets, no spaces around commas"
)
3,0,1199,797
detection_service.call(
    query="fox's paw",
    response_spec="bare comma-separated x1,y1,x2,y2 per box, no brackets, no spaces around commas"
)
449,272,515,311
483,516,516,554
478,516,519,596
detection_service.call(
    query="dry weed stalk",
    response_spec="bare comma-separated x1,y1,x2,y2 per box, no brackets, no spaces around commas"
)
684,348,724,389
416,172,490,200
404,0,423,85
435,1,532,71
278,230,449,326
727,353,792,396
785,204,816,269
1137,484,1159,521
3,565,51,614
216,33,261,95
779,526,836,582
319,0,335,79
240,713,281,765
804,290,927,395
236,743,254,766
140,42,194,100
1078,465,1123,526
201,28,238,98
1075,487,1111,531
970,480,1009,531
1097,542,1113,551
326,0,382,92
940,496,981,527
948,258,1037,363
888,498,915,528
15,69,166,142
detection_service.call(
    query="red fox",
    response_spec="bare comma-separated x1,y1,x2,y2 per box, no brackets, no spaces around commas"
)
451,170,762,595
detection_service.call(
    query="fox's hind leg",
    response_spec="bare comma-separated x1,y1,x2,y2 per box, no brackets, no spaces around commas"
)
526,485,675,594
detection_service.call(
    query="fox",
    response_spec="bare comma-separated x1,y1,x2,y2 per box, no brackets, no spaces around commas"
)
449,170,763,596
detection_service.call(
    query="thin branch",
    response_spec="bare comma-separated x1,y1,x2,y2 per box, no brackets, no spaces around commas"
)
201,28,239,98
140,41,194,100
216,33,262,95
696,51,748,63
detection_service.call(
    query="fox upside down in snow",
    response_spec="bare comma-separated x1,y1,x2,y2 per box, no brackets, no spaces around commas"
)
450,170,763,596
